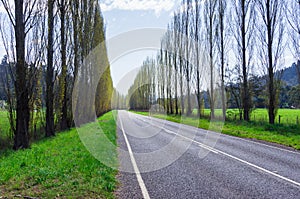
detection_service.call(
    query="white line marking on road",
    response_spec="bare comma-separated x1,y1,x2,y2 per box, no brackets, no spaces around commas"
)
134,112,300,155
161,127,219,154
229,135,300,155
119,114,151,199
215,149,300,188
135,113,300,188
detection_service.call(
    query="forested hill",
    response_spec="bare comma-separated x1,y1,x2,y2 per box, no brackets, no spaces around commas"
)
281,62,300,86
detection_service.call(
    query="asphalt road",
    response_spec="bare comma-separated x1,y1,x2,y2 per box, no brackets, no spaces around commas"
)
116,111,300,199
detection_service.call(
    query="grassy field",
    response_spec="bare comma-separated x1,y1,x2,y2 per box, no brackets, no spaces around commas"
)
0,111,118,198
0,110,48,150
136,110,300,150
200,109,300,125
0,111,12,150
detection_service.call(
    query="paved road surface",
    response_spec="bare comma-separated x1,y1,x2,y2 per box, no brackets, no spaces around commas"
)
116,111,300,199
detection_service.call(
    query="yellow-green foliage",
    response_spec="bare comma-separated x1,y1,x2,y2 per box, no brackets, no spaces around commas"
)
93,7,113,117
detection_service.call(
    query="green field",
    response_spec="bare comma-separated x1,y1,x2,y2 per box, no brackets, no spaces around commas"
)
0,111,12,150
136,110,300,150
199,109,300,125
0,111,118,198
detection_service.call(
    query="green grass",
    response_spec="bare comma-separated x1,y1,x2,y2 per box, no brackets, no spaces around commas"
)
0,110,48,149
135,111,300,150
0,111,118,198
200,109,300,125
0,111,12,149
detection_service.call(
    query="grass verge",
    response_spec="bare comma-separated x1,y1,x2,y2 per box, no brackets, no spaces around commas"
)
134,111,300,150
0,111,118,198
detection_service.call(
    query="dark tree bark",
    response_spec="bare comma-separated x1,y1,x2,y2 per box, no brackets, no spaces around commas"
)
184,0,192,116
218,0,227,120
204,0,217,119
297,60,300,84
46,0,55,137
193,0,202,118
59,0,69,130
167,43,174,115
14,0,30,149
173,16,179,115
179,14,185,115
241,0,250,121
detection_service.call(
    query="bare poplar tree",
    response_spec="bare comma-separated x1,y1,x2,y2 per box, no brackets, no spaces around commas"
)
230,0,256,121
58,0,69,130
217,0,228,120
204,0,217,119
183,0,193,116
179,11,185,115
191,0,203,117
46,0,55,137
1,0,40,149
286,1,300,83
256,0,285,124
172,13,180,115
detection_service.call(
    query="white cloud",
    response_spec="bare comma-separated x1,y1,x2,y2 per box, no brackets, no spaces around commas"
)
100,0,177,16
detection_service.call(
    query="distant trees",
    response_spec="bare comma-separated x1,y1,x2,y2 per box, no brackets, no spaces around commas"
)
128,58,156,111
286,0,300,61
0,0,113,150
128,0,298,125
286,1,300,83
111,89,127,110
72,0,113,122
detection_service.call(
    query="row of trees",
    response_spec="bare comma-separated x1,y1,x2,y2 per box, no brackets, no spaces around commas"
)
128,0,299,124
0,0,113,150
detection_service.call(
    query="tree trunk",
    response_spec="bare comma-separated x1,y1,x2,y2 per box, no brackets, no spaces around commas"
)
267,0,275,125
179,58,184,115
168,52,173,115
14,0,30,150
174,55,179,115
241,0,250,121
220,0,226,120
297,60,300,84
208,0,216,119
185,0,192,116
195,1,202,118
46,0,55,137
59,0,69,130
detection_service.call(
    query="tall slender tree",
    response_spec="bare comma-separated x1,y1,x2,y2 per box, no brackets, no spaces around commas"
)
231,0,256,121
193,0,203,117
217,0,228,120
58,0,69,130
172,14,180,115
0,0,40,149
46,0,55,137
184,0,193,116
286,1,300,83
256,0,285,124
204,0,217,119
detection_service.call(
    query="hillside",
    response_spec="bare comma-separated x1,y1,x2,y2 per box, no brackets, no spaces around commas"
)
281,61,300,87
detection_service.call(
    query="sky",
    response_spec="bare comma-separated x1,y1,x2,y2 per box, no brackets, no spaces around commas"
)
0,0,296,95
100,0,181,94
101,0,295,95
